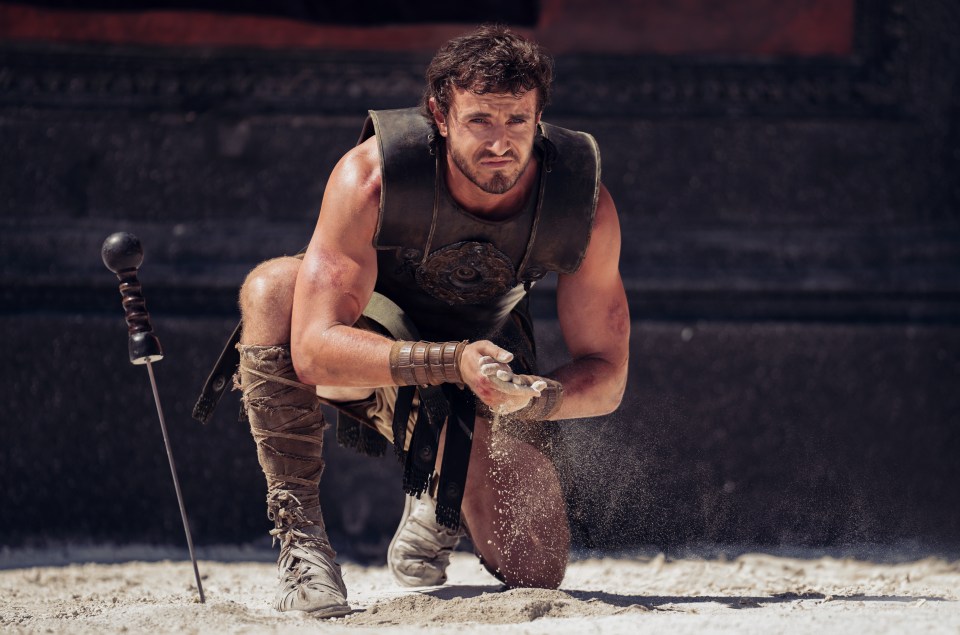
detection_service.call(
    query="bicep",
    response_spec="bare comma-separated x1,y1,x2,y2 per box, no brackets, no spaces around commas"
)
297,237,375,328
555,185,630,364
293,148,380,335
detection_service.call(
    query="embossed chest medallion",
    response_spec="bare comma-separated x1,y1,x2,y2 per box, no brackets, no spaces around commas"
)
414,241,516,305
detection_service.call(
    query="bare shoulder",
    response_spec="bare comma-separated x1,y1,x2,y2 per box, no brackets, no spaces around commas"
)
316,136,382,245
575,183,621,276
592,184,619,238
327,136,382,208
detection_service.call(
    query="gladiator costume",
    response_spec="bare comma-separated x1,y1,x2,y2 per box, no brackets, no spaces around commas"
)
194,107,600,535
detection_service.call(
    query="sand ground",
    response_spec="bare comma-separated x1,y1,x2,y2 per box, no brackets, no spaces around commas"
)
2,545,958,634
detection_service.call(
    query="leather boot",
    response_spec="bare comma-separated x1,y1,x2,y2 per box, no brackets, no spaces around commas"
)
388,484,465,587
237,344,350,617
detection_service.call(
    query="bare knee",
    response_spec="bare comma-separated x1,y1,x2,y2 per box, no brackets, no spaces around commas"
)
497,551,567,589
470,505,570,589
239,257,301,345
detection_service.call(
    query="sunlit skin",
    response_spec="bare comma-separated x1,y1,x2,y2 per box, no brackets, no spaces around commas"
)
239,85,630,587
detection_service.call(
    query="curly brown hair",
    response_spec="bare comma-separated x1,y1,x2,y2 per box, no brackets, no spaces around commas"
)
421,24,554,122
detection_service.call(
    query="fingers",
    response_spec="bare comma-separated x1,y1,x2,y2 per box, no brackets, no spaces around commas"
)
479,357,506,376
473,341,514,364
484,370,543,397
488,372,534,393
494,370,546,393
468,343,549,411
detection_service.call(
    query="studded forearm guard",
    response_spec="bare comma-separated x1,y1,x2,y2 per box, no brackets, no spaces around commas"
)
389,340,468,386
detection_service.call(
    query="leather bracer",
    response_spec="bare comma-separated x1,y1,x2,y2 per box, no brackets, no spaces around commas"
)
390,340,468,386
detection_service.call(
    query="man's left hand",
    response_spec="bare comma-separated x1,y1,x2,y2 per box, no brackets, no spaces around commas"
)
479,363,549,415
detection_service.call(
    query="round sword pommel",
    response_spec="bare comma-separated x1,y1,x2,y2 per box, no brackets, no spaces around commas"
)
101,232,144,273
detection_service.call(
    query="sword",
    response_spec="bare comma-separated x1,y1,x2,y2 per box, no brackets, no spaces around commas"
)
101,232,205,604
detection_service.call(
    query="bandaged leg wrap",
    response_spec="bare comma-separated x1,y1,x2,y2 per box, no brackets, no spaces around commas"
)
236,344,348,615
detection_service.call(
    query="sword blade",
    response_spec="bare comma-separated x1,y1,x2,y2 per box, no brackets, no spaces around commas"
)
146,360,205,604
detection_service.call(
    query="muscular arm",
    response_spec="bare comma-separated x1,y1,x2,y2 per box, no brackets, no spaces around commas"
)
290,138,396,387
546,184,630,419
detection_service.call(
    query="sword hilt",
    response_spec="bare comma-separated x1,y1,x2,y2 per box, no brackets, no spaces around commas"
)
101,232,164,365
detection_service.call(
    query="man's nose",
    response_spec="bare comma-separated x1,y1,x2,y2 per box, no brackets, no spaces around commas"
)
486,127,511,155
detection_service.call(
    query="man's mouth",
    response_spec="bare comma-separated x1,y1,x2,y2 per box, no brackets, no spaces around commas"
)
480,157,514,168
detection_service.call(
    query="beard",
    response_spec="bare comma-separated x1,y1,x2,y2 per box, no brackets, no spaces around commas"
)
448,143,531,195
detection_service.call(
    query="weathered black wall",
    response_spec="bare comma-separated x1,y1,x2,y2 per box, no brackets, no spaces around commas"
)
1,0,958,555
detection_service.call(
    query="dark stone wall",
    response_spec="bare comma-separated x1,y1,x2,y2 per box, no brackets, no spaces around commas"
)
1,0,958,555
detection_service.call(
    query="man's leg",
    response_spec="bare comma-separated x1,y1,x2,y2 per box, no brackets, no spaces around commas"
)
237,257,350,616
460,415,570,588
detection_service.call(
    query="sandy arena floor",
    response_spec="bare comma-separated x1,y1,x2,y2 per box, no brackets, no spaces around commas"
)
2,546,958,634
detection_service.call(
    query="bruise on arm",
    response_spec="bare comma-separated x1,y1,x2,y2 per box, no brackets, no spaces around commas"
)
550,184,630,418
305,248,365,324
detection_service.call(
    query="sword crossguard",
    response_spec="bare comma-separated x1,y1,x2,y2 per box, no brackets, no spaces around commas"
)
101,232,164,365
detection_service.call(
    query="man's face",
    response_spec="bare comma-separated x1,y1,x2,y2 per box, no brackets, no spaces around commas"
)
432,88,541,195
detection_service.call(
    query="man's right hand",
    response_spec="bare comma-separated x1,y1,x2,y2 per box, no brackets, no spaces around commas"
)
460,340,543,413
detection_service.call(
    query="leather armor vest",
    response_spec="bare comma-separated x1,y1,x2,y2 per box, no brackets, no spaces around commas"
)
357,108,601,342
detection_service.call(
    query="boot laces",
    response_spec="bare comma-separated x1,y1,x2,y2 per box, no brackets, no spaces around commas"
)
267,490,346,597
266,490,332,555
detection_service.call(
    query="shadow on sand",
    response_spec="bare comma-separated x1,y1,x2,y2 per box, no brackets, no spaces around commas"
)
418,584,946,611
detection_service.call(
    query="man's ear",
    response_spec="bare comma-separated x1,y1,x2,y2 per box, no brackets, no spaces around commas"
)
428,97,448,137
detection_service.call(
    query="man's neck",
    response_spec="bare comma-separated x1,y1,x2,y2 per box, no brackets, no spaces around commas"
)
443,154,541,221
